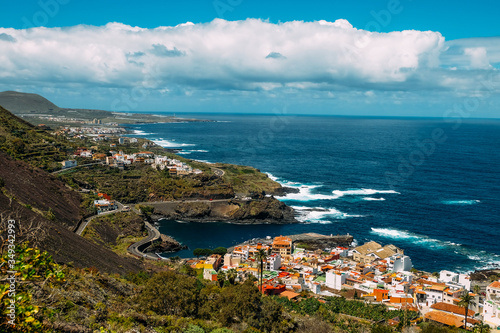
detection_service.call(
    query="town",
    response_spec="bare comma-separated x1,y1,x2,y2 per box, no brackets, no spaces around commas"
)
186,235,500,331
53,126,203,177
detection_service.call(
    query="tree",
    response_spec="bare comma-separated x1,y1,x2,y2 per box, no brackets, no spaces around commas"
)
137,271,199,317
213,247,227,256
193,248,204,258
217,270,226,288
227,268,237,285
256,249,267,294
458,293,476,331
473,321,491,333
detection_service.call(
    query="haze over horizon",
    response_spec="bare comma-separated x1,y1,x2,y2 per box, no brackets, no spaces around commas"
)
0,1,499,118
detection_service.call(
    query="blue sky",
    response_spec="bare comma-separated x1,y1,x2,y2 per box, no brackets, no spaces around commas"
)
0,0,499,117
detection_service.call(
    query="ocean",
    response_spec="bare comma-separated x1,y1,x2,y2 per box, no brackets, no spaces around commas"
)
126,114,500,273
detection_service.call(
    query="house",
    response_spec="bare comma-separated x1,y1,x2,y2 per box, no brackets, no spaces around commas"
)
425,285,448,305
392,254,413,272
425,302,478,329
203,269,217,281
204,254,222,271
61,160,77,169
265,254,282,271
93,199,118,213
352,241,402,263
261,283,286,296
280,290,300,301
92,153,107,161
272,236,293,256
223,253,242,268
484,280,500,327
326,270,346,290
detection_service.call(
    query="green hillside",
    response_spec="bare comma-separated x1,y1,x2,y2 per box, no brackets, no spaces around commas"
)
0,105,76,170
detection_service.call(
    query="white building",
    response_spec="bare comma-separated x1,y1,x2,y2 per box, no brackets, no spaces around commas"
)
484,281,500,327
439,270,471,291
265,254,281,271
326,270,346,290
392,254,413,272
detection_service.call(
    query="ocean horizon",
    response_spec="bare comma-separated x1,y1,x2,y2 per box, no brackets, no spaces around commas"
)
125,113,500,273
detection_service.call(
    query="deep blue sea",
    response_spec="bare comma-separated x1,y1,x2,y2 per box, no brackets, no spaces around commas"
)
126,114,500,273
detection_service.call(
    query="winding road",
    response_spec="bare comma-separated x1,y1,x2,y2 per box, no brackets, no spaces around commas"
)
127,221,163,260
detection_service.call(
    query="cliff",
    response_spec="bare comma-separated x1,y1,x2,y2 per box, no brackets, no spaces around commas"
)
147,197,298,224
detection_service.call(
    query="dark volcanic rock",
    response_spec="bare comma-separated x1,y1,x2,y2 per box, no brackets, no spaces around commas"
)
147,197,298,224
145,234,187,253
270,186,300,196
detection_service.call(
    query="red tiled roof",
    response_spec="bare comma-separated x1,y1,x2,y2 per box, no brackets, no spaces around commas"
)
488,281,500,289
431,302,474,317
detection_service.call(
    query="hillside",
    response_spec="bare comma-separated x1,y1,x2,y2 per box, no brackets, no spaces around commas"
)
0,150,143,274
0,90,62,114
0,104,76,170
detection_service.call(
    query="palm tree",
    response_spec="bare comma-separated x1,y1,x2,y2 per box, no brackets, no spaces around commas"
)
217,270,226,288
473,321,491,333
256,249,268,294
227,268,237,285
458,293,477,331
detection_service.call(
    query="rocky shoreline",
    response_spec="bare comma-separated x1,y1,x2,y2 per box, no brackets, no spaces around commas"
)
227,232,354,252
147,196,299,224
144,234,187,254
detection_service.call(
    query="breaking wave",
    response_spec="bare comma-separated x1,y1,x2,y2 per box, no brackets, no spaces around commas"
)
151,138,196,148
132,130,155,135
292,206,364,223
363,197,386,201
371,227,500,272
442,200,480,205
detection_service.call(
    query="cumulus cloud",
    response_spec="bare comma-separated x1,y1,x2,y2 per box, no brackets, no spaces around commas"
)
0,33,16,42
0,18,497,102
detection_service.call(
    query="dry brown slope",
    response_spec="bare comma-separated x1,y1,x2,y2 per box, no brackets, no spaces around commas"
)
0,151,143,274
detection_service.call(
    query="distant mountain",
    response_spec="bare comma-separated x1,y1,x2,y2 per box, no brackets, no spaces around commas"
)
0,90,62,114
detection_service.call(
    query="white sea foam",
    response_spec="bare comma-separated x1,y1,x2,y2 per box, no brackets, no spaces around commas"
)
442,200,480,205
192,159,214,164
133,130,154,135
265,172,279,182
151,138,196,148
176,151,191,155
331,189,399,199
371,227,500,272
189,150,209,153
370,228,448,248
292,206,364,223
277,185,339,201
363,197,386,201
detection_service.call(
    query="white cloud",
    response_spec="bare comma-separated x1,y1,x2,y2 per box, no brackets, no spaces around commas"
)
0,19,499,116
0,19,445,91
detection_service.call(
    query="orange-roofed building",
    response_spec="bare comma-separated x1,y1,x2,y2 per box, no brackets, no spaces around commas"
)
431,302,475,317
389,294,413,304
280,290,300,301
374,289,389,302
261,283,286,296
272,236,292,256
425,311,479,329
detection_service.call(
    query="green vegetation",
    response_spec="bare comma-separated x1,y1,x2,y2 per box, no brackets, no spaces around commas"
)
217,164,281,196
81,211,146,252
193,248,214,257
0,106,76,171
59,164,235,203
